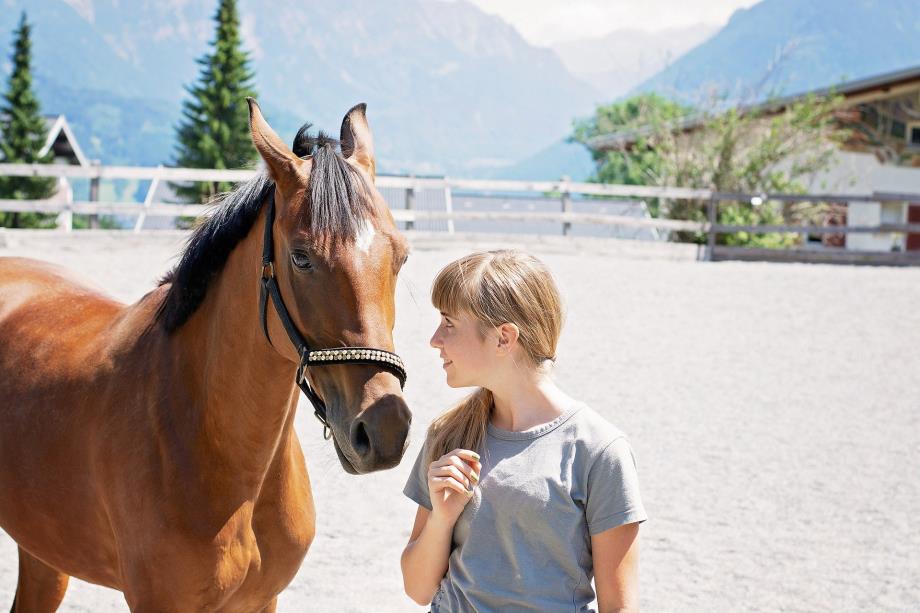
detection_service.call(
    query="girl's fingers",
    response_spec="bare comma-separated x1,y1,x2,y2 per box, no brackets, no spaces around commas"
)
447,456,472,475
447,457,480,484
429,476,470,497
430,465,470,488
430,451,482,485
457,456,482,481
448,449,481,463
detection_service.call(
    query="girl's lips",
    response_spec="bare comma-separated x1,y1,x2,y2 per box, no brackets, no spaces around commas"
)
442,360,452,369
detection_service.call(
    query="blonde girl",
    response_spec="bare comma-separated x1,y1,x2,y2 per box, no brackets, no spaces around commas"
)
400,250,647,612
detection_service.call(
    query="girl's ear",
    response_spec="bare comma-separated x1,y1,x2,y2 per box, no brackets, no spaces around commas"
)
496,323,520,354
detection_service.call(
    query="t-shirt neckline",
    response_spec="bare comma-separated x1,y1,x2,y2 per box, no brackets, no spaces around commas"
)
486,403,584,441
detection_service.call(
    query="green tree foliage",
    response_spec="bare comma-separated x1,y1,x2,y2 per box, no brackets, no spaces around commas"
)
0,12,56,228
572,93,692,198
572,92,849,245
173,0,257,203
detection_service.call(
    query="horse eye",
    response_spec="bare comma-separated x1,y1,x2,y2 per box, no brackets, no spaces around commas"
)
291,251,312,270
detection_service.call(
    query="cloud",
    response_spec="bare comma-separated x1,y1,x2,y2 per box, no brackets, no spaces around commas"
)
465,0,760,45
61,0,95,23
240,14,262,60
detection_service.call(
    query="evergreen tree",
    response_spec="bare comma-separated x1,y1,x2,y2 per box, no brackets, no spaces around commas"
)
0,12,56,228
173,0,257,203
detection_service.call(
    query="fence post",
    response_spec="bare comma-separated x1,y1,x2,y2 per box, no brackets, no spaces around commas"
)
405,174,415,231
561,175,572,236
134,164,163,233
706,195,717,261
61,177,73,232
88,160,101,229
443,178,454,235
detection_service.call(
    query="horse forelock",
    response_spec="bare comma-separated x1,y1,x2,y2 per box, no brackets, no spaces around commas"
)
298,125,376,243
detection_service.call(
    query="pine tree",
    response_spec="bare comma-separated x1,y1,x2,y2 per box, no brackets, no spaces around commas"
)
173,0,258,203
0,12,56,228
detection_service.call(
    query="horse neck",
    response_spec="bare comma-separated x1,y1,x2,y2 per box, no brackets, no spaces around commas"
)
172,206,301,482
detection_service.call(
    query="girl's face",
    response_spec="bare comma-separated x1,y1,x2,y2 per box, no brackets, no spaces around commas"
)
429,310,495,388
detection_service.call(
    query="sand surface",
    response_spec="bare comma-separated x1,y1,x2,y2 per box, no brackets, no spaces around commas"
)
0,231,918,612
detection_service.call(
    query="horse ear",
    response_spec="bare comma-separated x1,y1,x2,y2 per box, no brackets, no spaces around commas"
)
340,103,376,181
247,98,305,196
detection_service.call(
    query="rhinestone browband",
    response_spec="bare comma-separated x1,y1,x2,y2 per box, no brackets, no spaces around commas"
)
301,347,407,388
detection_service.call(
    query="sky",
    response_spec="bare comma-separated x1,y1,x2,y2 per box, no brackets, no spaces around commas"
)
464,0,761,45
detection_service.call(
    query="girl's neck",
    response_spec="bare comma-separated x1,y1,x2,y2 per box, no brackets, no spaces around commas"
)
488,371,576,432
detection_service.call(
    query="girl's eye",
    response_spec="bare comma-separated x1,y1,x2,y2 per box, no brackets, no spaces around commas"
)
291,251,312,270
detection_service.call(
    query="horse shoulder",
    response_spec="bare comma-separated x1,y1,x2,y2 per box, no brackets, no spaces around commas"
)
115,431,314,611
219,429,315,606
256,428,315,549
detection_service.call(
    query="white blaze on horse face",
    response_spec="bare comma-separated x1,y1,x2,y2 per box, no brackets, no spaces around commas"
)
355,218,376,256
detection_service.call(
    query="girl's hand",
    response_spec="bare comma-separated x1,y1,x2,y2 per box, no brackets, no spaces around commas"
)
427,449,481,525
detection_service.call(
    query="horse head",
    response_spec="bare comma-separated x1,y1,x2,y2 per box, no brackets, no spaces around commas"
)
248,99,411,474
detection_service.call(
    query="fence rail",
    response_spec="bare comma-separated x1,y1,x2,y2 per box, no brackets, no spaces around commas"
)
1,163,919,266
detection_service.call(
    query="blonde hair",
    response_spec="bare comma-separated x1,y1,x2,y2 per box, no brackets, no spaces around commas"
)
426,250,564,463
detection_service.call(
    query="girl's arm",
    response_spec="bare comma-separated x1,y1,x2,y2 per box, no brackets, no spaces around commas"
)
592,522,641,613
400,506,454,605
401,449,480,605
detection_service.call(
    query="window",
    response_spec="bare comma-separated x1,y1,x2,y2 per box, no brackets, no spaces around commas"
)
910,124,920,147
891,119,906,139
862,105,879,128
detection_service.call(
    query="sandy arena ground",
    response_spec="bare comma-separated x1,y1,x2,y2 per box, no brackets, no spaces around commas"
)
0,231,918,612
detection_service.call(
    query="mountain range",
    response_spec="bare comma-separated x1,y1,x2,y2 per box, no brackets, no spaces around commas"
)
551,24,719,99
0,0,602,175
1,0,920,182
634,0,920,102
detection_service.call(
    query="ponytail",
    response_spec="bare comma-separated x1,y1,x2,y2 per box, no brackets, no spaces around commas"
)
426,388,493,463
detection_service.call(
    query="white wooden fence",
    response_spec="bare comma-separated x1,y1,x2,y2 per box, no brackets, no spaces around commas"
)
2,163,920,265
0,163,701,235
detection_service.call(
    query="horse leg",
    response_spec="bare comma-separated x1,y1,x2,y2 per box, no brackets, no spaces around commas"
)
10,546,69,613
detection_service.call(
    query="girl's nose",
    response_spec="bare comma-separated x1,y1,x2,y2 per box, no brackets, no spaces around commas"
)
429,329,442,349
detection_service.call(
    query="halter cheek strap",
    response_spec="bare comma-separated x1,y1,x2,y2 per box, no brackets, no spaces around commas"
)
259,184,407,440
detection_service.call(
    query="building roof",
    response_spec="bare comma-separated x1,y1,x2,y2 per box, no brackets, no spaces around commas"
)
588,64,920,151
40,115,89,167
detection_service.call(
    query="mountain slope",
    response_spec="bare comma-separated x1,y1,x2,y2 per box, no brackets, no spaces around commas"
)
634,0,920,102
552,24,718,99
0,0,601,174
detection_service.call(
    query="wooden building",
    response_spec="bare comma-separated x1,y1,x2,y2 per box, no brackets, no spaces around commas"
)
589,65,920,252
34,114,90,209
40,114,89,167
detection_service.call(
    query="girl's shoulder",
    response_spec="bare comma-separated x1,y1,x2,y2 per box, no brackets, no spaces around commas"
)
566,402,631,451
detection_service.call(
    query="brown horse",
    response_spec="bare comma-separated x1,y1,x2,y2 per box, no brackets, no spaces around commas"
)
0,100,412,611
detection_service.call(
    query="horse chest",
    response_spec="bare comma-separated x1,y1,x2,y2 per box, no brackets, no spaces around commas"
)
223,473,316,608
124,454,315,611
251,492,316,578
169,494,314,611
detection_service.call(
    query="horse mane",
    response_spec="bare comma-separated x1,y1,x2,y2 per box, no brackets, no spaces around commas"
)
156,123,374,332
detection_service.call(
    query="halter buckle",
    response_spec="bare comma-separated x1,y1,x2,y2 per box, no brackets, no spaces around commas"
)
261,262,274,279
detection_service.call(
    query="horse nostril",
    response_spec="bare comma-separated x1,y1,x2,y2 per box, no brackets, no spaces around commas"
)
351,419,371,458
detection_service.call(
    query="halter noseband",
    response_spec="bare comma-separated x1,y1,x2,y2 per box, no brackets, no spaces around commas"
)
259,185,407,440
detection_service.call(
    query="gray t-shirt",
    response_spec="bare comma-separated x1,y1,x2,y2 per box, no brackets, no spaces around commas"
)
403,404,647,612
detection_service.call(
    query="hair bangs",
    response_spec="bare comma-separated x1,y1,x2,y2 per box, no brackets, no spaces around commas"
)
430,253,490,320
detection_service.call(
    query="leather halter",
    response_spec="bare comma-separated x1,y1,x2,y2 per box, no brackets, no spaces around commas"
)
259,185,407,440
